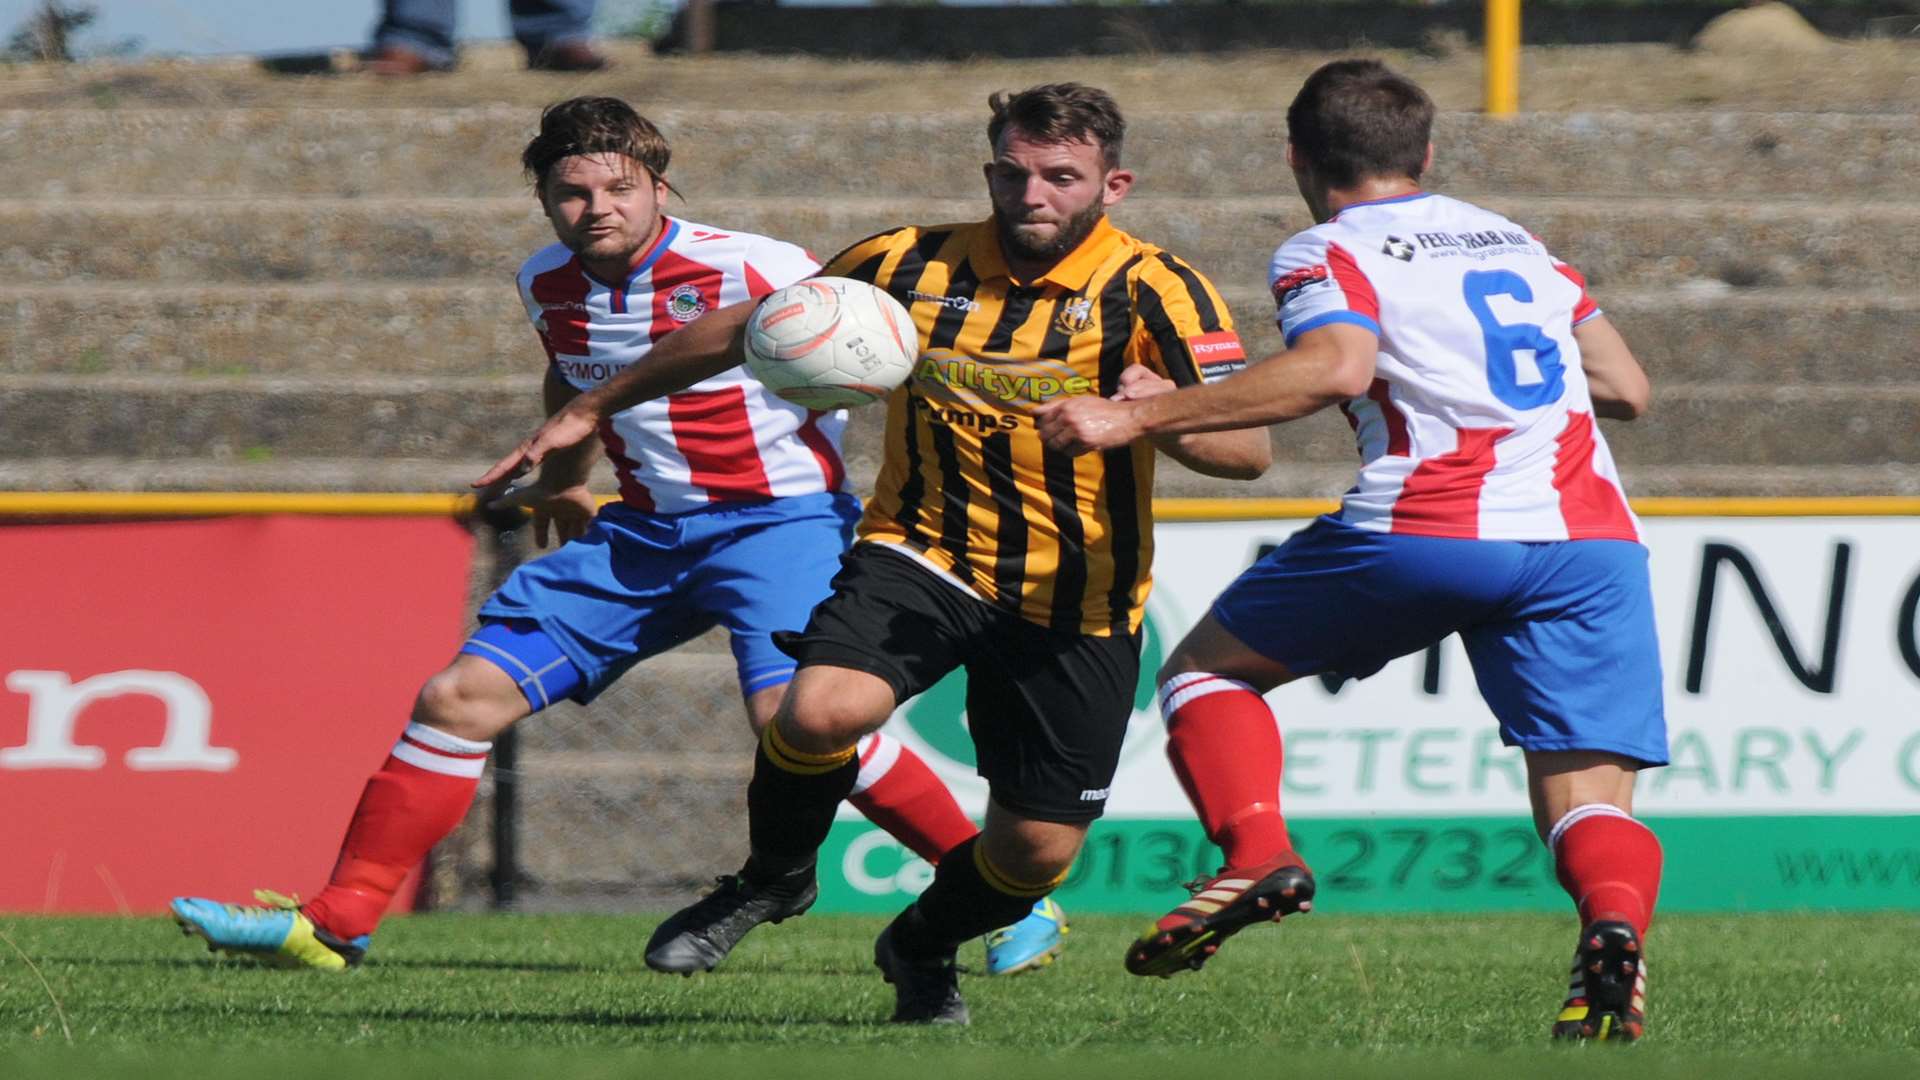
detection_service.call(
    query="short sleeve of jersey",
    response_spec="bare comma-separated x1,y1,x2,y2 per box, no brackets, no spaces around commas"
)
742,234,822,298
514,259,560,365
1548,252,1603,327
1133,252,1246,387
819,228,914,285
1269,230,1383,348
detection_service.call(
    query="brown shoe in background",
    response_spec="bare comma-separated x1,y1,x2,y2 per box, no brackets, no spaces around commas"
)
364,45,449,76
528,41,609,72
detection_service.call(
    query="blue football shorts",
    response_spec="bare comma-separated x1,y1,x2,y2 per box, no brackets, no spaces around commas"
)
461,492,860,710
1210,515,1668,766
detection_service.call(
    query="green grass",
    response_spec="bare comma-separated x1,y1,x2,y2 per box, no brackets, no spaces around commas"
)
2,912,1917,1077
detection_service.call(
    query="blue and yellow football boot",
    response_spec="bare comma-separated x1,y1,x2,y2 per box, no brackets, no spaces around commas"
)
170,890,368,972
983,896,1069,975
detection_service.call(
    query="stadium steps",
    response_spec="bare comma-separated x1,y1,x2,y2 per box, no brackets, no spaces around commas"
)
5,195,1913,292
3,110,1912,200
5,375,1913,498
8,283,1915,385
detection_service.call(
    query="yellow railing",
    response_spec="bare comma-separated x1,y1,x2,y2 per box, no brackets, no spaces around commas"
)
1485,0,1522,117
2,493,1918,520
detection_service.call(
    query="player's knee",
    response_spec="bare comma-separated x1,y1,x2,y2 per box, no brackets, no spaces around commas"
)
412,667,519,743
777,674,890,752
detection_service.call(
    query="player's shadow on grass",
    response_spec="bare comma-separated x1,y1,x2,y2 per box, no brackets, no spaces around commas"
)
152,999,877,1032
38,955,606,975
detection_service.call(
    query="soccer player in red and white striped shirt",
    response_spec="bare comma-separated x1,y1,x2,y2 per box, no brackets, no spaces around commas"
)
169,97,1063,975
1038,61,1663,1041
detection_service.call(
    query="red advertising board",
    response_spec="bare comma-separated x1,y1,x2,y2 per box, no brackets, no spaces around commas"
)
0,515,475,913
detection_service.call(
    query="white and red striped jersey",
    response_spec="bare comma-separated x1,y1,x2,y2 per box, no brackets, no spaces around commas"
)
1269,192,1639,543
516,216,848,514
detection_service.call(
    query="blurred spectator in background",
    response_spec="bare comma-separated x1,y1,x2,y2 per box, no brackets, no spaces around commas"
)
368,0,608,74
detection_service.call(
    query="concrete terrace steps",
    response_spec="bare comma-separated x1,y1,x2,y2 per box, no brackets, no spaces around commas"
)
2,110,1913,200
7,282,1918,386
6,373,1914,473
5,194,1911,291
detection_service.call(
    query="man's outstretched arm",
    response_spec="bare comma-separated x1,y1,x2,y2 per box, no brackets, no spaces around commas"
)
476,300,757,488
1036,323,1378,455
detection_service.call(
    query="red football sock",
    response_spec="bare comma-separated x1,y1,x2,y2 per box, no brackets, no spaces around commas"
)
847,731,978,864
1158,672,1302,871
1551,805,1663,939
301,723,489,939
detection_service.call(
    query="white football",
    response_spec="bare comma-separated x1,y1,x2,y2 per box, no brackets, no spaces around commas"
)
743,276,920,410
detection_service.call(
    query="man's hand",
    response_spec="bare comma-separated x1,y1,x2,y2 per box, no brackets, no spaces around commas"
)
483,478,599,548
475,396,602,490
1035,395,1145,455
1111,365,1177,402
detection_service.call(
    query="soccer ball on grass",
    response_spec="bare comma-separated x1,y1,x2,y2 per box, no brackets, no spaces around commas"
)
743,277,920,410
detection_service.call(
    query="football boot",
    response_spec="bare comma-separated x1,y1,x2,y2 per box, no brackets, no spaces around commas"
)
983,896,1069,976
170,890,367,971
1124,855,1314,977
644,863,817,974
874,922,969,1025
1552,919,1647,1042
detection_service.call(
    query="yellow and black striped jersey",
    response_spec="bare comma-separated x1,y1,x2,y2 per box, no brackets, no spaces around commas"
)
822,215,1247,636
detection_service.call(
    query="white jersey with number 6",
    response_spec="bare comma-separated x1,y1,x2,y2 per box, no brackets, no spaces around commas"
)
1270,192,1638,543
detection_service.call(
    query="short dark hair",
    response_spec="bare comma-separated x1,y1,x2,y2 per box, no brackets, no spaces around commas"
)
987,82,1125,168
1286,60,1434,189
522,96,673,192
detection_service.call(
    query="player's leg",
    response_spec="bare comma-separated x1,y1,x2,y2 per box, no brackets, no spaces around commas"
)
1132,518,1512,977
1465,539,1666,1042
646,543,966,974
702,495,979,872
170,641,550,970
1128,617,1316,977
643,662,899,974
173,505,689,970
872,606,1133,1023
878,804,1087,1025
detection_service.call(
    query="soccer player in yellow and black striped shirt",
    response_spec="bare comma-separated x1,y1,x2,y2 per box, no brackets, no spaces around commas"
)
481,83,1269,1024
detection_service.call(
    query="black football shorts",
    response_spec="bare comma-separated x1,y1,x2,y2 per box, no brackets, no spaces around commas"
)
774,543,1141,823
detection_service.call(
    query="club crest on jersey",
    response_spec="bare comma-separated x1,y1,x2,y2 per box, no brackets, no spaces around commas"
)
1054,295,1095,334
666,283,708,323
1271,264,1331,304
1383,236,1417,262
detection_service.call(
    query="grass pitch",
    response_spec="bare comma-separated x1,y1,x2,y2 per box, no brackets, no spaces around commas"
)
2,911,1916,1078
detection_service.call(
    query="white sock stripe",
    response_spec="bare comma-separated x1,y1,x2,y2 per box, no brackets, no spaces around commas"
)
1157,673,1258,721
1548,802,1639,851
400,722,493,757
391,739,488,778
850,731,902,796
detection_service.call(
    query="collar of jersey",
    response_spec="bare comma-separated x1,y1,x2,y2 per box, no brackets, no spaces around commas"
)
970,214,1122,291
1330,190,1433,220
580,215,680,293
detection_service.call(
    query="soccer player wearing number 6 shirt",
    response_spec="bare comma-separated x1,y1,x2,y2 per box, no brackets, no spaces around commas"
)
1036,60,1666,1042
167,96,1064,976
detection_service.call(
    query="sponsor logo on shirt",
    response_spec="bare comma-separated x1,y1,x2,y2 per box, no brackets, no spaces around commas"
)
666,283,708,323
1413,229,1533,256
908,289,981,313
1188,330,1248,382
1383,235,1417,261
1272,264,1332,305
554,357,632,385
1053,295,1096,334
